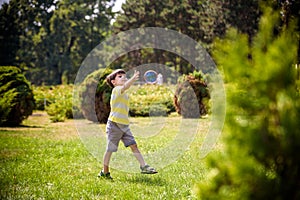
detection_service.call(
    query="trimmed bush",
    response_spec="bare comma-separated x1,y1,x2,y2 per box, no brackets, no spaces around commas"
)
0,66,35,126
129,85,175,117
79,69,112,123
174,70,210,118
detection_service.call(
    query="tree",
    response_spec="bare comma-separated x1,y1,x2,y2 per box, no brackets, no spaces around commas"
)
278,0,300,62
113,0,227,45
222,0,260,41
0,0,115,85
0,66,35,126
195,7,300,199
111,0,261,74
0,2,21,66
42,0,114,84
16,0,57,84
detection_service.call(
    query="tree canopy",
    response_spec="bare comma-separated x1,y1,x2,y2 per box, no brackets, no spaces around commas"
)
0,0,298,85
111,0,261,73
0,0,115,85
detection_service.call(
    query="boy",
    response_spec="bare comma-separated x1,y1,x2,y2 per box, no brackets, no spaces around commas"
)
99,69,157,179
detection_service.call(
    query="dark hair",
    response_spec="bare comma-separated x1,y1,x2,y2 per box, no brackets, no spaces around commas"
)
106,69,126,88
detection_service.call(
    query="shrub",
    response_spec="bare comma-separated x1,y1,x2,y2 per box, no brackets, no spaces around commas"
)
44,85,74,122
79,69,112,123
32,86,54,110
129,84,175,117
33,85,76,122
33,85,58,110
0,66,35,126
174,70,210,118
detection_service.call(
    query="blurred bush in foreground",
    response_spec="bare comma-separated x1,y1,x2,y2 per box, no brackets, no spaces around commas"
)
195,7,300,199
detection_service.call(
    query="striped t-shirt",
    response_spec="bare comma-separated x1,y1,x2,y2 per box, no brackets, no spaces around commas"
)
108,86,130,125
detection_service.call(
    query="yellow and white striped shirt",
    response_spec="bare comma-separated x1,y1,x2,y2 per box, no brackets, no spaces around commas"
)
108,86,130,125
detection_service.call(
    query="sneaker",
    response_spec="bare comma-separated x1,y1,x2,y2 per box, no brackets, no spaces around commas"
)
140,165,158,174
98,170,113,180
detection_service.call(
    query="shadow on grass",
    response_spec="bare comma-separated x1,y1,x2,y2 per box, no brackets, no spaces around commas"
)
124,174,166,186
19,124,43,128
0,124,43,128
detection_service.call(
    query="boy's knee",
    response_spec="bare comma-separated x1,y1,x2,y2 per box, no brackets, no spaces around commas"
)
130,144,139,152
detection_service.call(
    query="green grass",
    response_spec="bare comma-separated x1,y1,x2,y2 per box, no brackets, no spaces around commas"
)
0,111,214,199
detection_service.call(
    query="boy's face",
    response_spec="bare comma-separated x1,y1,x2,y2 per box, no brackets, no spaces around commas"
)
112,73,127,86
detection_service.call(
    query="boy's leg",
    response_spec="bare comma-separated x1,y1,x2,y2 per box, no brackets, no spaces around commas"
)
121,125,156,173
103,151,113,173
129,144,146,167
98,151,113,179
130,144,157,174
103,120,122,174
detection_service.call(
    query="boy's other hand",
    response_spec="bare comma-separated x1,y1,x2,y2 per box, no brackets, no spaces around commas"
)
134,70,140,80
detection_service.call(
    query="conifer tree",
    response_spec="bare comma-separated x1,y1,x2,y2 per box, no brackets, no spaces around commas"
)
0,66,35,126
195,7,299,199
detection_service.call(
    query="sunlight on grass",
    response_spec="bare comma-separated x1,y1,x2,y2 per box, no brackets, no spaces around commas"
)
75,114,211,173
0,111,218,199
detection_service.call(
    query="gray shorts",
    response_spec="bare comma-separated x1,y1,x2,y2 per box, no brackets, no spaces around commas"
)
106,120,136,152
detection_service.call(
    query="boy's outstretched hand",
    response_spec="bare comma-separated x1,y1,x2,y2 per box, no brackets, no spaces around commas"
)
133,70,140,81
121,70,140,93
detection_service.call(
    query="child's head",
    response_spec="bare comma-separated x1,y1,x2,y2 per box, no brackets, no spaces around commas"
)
106,69,126,88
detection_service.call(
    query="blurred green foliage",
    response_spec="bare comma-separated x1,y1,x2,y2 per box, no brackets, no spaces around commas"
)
196,7,300,199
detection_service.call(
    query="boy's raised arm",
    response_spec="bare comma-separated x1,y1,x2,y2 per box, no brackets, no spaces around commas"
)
121,70,140,93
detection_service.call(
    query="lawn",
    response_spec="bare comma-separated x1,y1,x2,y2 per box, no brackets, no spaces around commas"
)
0,111,216,199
